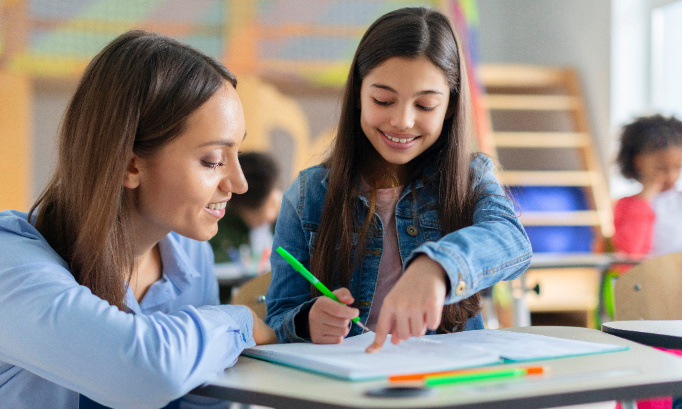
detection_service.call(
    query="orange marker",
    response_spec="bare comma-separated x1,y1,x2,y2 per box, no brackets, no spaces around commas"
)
389,366,544,383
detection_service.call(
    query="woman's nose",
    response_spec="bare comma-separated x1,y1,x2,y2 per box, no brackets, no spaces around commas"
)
220,161,248,194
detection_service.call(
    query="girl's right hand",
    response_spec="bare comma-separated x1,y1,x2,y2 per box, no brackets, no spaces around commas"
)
308,288,358,344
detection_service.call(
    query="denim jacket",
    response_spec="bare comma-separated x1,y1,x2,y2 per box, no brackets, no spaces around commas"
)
265,154,532,343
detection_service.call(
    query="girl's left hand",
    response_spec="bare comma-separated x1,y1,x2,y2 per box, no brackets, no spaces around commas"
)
366,255,448,353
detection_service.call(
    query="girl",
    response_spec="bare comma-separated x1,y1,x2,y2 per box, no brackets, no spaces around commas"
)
265,7,532,352
0,31,275,409
613,114,682,257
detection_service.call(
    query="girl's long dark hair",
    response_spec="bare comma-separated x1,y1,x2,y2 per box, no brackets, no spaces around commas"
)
310,7,481,332
29,31,236,310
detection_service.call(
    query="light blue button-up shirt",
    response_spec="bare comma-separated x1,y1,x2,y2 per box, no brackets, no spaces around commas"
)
0,210,254,409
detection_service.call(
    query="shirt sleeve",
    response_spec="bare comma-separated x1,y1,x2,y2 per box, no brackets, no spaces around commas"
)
613,195,655,256
0,219,255,409
405,154,533,304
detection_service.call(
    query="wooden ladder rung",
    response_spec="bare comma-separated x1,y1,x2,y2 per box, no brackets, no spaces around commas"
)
477,65,570,88
493,132,590,148
483,94,579,110
517,210,601,226
500,171,596,186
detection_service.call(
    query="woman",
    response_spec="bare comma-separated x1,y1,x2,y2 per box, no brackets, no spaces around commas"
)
0,30,275,409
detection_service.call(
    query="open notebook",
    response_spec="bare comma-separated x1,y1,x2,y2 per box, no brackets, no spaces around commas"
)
242,329,628,381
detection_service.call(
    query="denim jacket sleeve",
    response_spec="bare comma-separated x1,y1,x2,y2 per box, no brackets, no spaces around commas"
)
265,171,320,343
405,154,533,304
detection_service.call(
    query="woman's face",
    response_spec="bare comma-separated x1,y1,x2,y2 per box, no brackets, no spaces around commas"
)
359,56,451,170
127,83,248,243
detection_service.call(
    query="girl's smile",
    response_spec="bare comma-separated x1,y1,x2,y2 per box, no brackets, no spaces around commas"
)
379,129,421,149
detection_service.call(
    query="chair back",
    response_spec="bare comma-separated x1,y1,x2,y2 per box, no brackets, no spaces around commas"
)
614,252,682,320
231,271,271,320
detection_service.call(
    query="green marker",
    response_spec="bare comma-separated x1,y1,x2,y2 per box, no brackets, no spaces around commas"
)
424,368,527,387
276,246,370,333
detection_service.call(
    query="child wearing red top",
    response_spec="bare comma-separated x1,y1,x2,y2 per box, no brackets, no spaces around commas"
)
613,114,682,257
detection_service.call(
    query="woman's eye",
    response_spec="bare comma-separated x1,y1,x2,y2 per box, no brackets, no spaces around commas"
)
372,98,392,106
202,160,224,170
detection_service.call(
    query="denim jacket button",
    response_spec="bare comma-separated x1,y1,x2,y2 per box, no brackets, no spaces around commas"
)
455,280,467,295
406,225,418,236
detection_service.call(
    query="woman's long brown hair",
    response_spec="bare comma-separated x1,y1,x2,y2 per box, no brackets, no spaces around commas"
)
310,7,481,332
29,31,236,310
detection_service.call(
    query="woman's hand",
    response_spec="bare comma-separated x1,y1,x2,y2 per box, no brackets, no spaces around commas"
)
251,309,277,345
309,288,358,344
366,255,447,353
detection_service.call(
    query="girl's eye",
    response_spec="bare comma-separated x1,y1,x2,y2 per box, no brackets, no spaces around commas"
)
417,104,436,112
202,160,225,170
372,98,392,106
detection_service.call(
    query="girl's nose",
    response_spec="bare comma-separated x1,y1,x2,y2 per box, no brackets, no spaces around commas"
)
390,106,415,130
220,160,248,195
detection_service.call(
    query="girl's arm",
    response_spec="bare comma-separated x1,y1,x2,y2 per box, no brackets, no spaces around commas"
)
0,216,256,409
613,195,655,256
408,154,532,305
367,155,532,351
264,179,319,343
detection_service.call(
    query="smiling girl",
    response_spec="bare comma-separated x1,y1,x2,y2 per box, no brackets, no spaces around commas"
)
0,31,275,409
265,7,532,352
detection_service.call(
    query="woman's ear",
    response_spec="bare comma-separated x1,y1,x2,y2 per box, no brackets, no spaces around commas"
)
123,154,142,189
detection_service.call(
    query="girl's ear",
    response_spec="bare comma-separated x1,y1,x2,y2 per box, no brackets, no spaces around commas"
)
123,154,142,189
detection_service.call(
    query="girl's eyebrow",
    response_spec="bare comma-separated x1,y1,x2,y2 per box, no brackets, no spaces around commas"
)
197,131,247,148
371,83,444,96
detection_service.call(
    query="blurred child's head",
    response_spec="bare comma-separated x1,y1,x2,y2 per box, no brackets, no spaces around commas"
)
617,114,682,191
230,152,282,228
333,7,473,180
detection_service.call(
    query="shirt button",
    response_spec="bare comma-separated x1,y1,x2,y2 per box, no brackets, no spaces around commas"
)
455,280,467,295
406,225,418,236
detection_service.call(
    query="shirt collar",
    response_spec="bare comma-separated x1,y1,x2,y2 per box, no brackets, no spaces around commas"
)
124,233,201,312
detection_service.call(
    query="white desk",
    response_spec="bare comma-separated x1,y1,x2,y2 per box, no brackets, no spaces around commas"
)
602,320,682,349
191,326,682,409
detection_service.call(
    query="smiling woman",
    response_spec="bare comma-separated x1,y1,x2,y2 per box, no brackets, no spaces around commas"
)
0,30,275,409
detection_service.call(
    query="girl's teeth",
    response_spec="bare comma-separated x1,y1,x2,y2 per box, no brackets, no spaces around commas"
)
386,134,416,143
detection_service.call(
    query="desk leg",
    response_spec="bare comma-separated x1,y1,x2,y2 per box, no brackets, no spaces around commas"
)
512,277,532,327
619,400,636,409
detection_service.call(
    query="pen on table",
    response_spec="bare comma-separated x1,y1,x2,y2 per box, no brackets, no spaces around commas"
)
276,246,370,333
389,365,545,383
423,366,544,387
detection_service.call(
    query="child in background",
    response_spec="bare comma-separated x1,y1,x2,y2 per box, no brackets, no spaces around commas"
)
210,151,283,267
265,7,532,352
614,114,682,257
0,31,276,409
612,115,682,409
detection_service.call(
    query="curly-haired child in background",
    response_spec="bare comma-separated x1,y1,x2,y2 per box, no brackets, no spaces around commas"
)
613,114,682,257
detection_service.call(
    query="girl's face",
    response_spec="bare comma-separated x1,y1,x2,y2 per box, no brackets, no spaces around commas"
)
359,56,450,169
126,83,248,243
634,146,682,191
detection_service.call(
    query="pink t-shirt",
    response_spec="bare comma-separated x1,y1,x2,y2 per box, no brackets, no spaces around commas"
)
365,185,404,331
